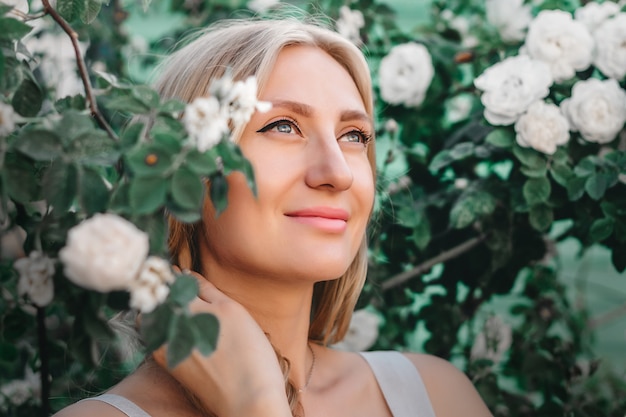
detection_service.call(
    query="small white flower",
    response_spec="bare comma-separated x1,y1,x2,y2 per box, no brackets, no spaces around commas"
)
449,16,479,48
247,0,279,13
471,315,512,365
523,10,594,82
332,309,380,352
183,96,230,152
384,118,399,133
59,213,149,292
486,0,532,42
593,13,626,80
0,367,39,407
336,6,365,45
0,102,17,136
2,0,29,18
514,100,570,155
454,178,469,190
224,76,270,127
378,43,434,107
561,78,626,144
14,251,55,307
474,55,553,125
446,94,474,124
129,256,174,313
574,1,620,33
24,32,88,98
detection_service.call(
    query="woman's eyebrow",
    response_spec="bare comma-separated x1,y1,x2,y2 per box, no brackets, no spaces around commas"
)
269,100,372,126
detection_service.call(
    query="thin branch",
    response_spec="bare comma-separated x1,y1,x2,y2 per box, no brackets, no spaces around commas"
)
587,302,626,330
382,234,488,291
36,306,50,417
40,0,118,142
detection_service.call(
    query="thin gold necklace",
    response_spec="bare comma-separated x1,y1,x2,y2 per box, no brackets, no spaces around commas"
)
298,343,316,393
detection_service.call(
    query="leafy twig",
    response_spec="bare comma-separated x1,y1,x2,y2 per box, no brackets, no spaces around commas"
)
40,0,118,142
382,234,487,291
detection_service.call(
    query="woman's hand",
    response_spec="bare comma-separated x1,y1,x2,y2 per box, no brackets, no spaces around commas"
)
152,271,292,417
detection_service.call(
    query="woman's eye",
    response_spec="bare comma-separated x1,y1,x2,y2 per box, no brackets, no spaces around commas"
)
257,119,300,134
339,130,371,144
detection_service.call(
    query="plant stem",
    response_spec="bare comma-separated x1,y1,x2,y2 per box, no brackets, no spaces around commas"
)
36,306,50,417
40,0,118,142
382,234,487,291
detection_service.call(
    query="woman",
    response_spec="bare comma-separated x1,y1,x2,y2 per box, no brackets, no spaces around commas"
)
56,18,492,417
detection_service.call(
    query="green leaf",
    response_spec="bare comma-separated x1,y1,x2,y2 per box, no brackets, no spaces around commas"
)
42,159,78,212
520,164,547,178
611,245,626,273
410,216,431,250
167,314,195,368
120,123,144,150
585,173,608,200
449,142,474,160
523,177,551,205
589,217,614,243
80,0,101,24
549,163,573,187
55,110,96,145
513,146,546,170
159,99,185,114
485,128,514,148
574,157,596,177
209,173,229,217
79,167,109,215
165,201,203,223
449,191,497,229
3,152,38,203
104,94,150,114
566,176,586,201
11,77,42,117
184,149,219,177
190,313,219,356
168,274,198,307
126,144,173,178
55,94,86,112
132,85,160,109
13,129,63,161
109,182,131,213
129,176,168,214
428,150,453,172
171,167,204,210
529,204,553,232
57,0,84,21
0,17,32,39
68,131,120,166
141,303,173,352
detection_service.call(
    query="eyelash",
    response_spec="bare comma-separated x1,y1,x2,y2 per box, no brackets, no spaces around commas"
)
257,118,372,145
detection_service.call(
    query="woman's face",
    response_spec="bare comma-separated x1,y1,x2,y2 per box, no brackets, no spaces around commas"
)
200,45,374,282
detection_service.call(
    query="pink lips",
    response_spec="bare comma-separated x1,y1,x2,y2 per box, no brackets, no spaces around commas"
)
284,207,349,233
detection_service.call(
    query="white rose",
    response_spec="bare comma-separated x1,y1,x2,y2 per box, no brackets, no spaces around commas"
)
486,0,532,42
246,0,279,13
593,13,626,80
474,55,553,125
471,316,512,365
129,256,174,313
514,101,570,155
561,78,626,144
59,213,149,292
332,309,380,352
574,1,620,33
378,43,434,107
183,96,230,152
523,10,594,82
336,6,365,45
14,251,55,307
0,102,17,136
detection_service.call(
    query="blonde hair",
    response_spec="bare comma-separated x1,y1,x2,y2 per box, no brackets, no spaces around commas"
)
157,17,376,415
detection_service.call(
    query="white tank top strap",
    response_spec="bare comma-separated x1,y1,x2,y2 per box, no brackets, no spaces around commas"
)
81,393,152,417
359,351,437,417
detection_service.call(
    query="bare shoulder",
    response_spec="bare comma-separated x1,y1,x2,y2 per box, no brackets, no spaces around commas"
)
53,398,128,417
402,353,493,417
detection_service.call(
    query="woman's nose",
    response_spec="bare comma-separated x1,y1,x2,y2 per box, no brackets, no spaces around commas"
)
304,138,354,191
